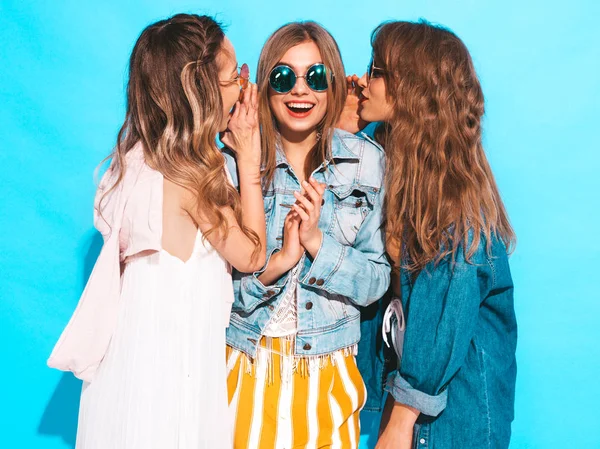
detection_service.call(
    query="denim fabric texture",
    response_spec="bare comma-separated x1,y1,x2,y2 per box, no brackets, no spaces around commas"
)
225,129,391,358
358,234,517,449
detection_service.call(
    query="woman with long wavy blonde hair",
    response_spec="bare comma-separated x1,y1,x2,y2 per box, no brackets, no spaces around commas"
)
47,14,266,449
340,20,517,449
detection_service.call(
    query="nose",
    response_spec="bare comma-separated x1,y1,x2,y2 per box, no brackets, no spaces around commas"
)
290,76,309,95
357,72,368,89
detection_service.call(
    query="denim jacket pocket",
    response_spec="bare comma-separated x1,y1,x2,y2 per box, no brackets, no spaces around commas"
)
328,184,373,245
326,294,359,320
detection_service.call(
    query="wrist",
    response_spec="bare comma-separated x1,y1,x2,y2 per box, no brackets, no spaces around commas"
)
274,250,300,272
302,231,323,259
237,162,261,183
388,402,420,433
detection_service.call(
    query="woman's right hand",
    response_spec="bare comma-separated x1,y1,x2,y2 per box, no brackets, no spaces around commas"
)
257,210,303,285
221,83,261,169
278,210,304,270
336,75,369,134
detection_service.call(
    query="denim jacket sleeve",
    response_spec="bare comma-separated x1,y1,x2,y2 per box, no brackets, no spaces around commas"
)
386,244,494,417
231,248,292,313
224,149,288,314
298,184,391,307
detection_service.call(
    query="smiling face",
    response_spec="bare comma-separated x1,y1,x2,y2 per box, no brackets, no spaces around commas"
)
268,41,328,139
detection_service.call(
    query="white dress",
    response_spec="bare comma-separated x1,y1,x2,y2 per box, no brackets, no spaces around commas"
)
75,231,232,449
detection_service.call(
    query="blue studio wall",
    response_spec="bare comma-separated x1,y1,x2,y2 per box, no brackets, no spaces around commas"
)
1,0,599,448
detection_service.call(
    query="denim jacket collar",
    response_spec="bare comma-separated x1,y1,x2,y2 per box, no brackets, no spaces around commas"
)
273,130,361,170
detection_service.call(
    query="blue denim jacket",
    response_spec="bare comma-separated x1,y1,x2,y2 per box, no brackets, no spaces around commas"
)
357,234,517,449
225,129,391,358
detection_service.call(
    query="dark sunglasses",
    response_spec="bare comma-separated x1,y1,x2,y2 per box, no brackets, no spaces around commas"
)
269,63,331,94
367,60,385,83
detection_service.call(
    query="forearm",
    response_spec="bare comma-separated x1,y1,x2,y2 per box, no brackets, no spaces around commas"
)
257,251,297,286
380,394,419,434
237,160,266,257
377,394,419,449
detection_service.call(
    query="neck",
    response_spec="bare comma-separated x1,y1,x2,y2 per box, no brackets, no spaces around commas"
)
280,128,319,156
279,128,319,181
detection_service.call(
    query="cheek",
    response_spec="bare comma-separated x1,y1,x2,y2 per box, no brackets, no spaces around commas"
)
314,92,328,120
268,95,285,121
221,85,237,108
373,82,394,116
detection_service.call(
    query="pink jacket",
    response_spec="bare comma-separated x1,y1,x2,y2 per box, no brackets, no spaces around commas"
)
47,143,234,382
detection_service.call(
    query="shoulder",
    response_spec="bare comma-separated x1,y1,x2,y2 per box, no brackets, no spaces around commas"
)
332,129,386,189
456,230,512,291
333,129,385,157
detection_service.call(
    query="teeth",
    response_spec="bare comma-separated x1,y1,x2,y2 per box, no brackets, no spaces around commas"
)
286,103,314,109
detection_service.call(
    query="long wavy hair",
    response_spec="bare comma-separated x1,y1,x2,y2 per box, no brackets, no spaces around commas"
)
256,21,347,187
102,14,259,256
372,21,515,272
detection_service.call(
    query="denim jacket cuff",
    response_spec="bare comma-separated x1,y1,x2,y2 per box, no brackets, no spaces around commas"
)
299,233,344,290
242,248,289,299
385,371,448,418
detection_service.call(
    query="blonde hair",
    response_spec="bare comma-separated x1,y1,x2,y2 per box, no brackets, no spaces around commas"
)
256,21,347,186
103,14,259,257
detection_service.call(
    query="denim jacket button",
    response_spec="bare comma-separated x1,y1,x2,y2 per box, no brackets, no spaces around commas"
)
303,343,312,350
420,438,426,444
316,279,325,286
308,277,316,285
266,290,276,296
305,301,313,310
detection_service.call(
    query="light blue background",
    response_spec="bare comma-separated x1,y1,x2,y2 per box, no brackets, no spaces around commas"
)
1,0,599,448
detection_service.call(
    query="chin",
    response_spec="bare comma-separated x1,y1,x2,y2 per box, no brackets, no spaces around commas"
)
282,121,320,134
358,109,379,124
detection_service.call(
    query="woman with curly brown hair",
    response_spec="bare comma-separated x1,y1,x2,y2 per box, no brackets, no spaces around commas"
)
341,20,517,449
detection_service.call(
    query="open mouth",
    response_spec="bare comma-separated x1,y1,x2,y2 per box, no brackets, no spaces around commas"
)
285,102,315,117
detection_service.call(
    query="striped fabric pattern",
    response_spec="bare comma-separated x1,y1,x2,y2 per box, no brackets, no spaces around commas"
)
226,338,367,449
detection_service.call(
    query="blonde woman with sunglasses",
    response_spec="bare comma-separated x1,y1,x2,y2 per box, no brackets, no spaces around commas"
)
224,21,391,449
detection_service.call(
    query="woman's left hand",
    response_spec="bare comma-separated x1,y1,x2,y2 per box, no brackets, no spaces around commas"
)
221,83,261,169
292,177,326,258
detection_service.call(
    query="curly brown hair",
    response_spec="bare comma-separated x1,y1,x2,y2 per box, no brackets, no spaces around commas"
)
101,14,259,258
372,21,515,272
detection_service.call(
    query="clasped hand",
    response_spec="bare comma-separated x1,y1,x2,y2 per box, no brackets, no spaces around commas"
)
279,177,327,269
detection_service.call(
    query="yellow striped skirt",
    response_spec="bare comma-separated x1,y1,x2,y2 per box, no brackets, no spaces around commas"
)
226,337,367,449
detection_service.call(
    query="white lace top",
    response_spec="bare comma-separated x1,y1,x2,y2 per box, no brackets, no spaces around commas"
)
262,263,301,337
